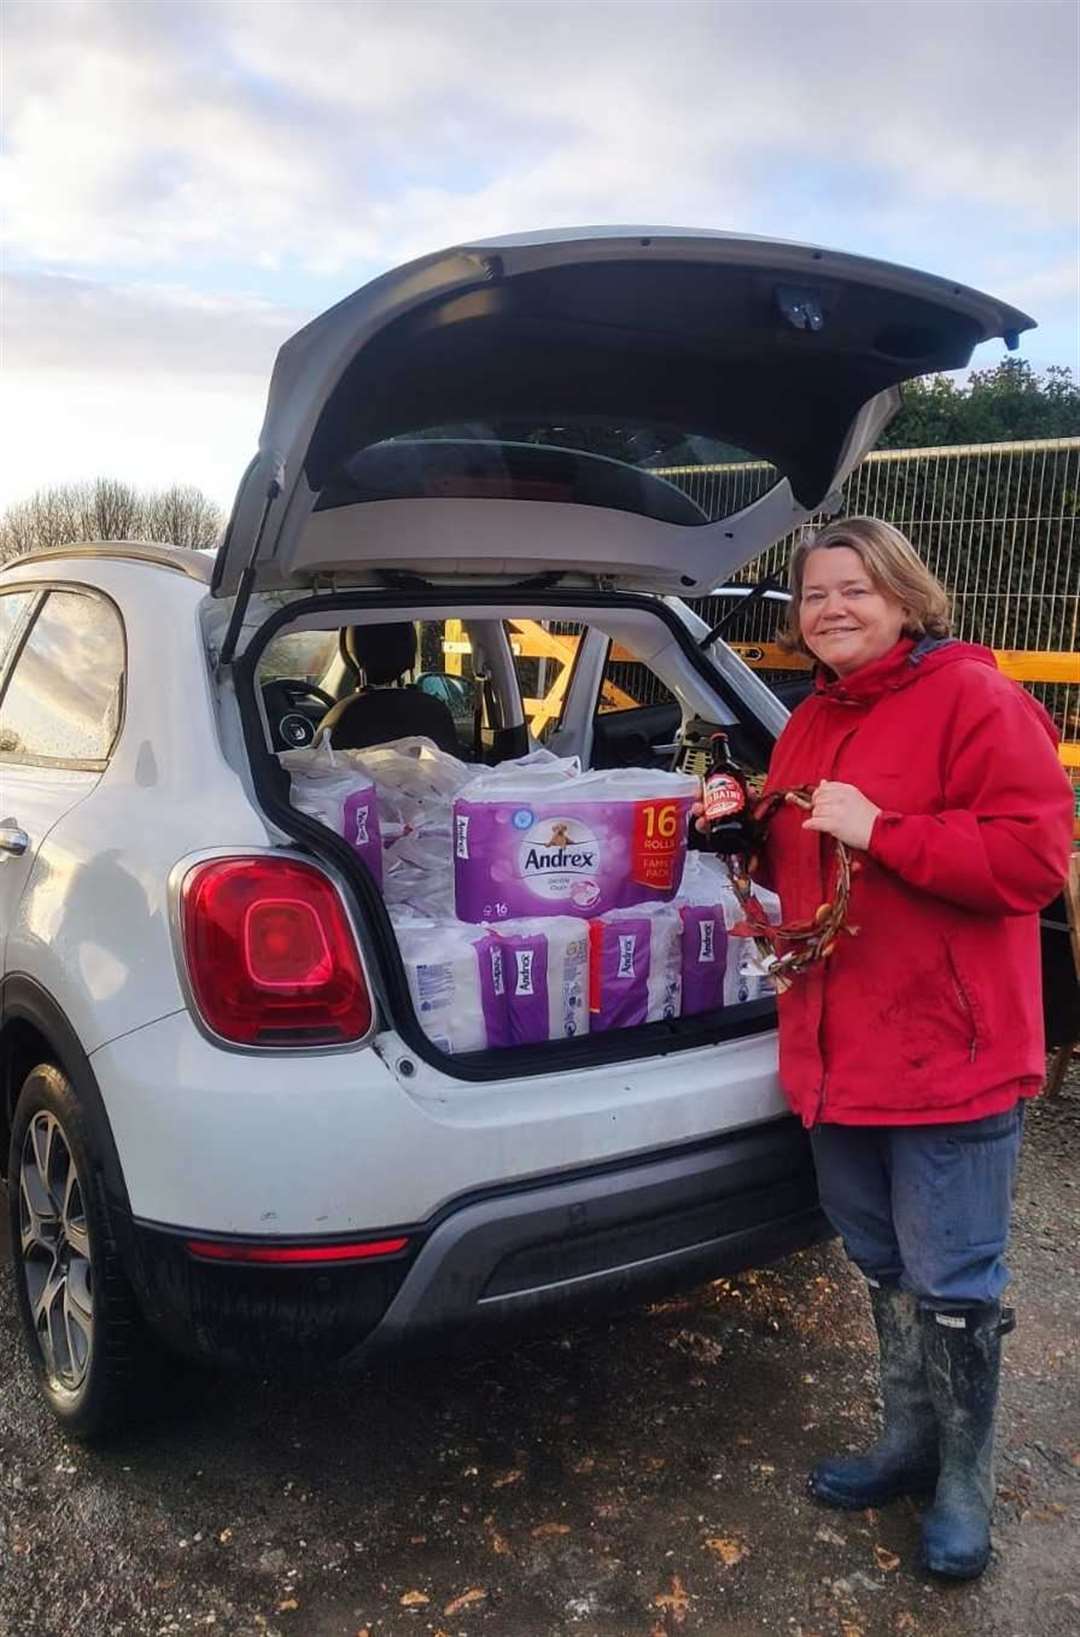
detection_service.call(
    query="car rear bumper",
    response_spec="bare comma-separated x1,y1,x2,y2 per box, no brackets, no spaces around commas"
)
123,1116,830,1372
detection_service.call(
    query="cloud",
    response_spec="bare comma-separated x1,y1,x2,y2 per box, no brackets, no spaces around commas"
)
3,0,1076,277
0,274,305,510
0,0,1075,511
2,270,304,379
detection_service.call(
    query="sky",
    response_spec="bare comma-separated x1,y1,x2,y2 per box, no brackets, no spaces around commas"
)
1,0,1078,516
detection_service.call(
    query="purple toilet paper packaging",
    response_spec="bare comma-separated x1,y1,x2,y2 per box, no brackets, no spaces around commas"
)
588,903,683,1033
280,742,383,886
393,912,588,1052
678,905,728,1016
493,916,590,1045
453,765,698,923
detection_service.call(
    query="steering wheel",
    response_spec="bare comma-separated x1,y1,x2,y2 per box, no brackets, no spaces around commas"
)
262,679,336,750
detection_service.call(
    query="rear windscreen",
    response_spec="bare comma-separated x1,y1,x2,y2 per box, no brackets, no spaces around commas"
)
317,431,778,528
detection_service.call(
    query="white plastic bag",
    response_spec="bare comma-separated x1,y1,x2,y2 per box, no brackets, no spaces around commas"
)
343,736,476,909
279,741,383,885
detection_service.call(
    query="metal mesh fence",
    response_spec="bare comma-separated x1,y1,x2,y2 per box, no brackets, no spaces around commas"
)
656,436,1080,740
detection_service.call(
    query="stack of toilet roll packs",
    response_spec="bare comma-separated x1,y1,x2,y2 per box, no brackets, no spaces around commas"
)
285,740,777,1054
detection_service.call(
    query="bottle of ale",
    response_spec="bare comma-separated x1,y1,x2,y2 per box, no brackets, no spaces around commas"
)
702,731,754,856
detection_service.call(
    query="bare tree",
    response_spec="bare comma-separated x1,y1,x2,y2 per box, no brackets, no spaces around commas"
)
0,479,224,564
143,484,223,551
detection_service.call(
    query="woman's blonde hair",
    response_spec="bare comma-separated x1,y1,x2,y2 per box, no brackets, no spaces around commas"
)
780,516,952,657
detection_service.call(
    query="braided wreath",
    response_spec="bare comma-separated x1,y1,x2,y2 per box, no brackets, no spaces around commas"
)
723,785,861,995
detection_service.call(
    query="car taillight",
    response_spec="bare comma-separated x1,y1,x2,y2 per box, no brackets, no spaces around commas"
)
180,856,372,1046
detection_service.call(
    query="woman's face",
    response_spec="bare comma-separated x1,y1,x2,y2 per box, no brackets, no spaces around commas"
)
798,546,907,676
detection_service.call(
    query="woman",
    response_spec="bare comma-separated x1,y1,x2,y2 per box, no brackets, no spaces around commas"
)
705,517,1073,1580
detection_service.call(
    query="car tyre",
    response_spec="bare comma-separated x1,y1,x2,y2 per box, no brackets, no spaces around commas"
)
7,1062,146,1441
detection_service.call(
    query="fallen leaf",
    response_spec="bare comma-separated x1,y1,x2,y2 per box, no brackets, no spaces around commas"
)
653,1572,691,1625
874,1545,901,1572
894,1616,917,1635
840,1624,865,1637
277,1601,299,1614
571,1456,596,1475
703,1536,748,1566
356,1629,371,1637
643,1455,667,1472
488,1531,512,1555
443,1588,487,1616
218,1529,233,1545
399,1590,430,1607
815,1526,846,1547
408,1533,427,1544
531,1521,571,1538
492,1469,524,1489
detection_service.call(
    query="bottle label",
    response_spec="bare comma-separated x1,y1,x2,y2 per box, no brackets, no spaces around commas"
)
703,770,746,821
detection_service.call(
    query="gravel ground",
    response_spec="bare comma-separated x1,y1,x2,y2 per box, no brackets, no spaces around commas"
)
1,1079,1077,1637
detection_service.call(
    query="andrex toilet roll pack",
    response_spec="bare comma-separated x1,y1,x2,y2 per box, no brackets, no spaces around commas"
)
452,764,699,923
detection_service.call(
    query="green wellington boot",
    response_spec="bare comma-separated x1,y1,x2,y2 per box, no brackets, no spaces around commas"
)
919,1302,1013,1580
810,1281,940,1509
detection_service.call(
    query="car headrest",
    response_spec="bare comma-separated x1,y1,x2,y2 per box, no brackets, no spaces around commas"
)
344,621,417,685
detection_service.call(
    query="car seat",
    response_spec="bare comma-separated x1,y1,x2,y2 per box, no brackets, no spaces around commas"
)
320,623,460,754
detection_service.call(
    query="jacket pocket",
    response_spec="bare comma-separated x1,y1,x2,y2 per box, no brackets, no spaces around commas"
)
945,941,987,1061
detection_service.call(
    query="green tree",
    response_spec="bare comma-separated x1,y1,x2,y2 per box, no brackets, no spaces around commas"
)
879,360,1080,448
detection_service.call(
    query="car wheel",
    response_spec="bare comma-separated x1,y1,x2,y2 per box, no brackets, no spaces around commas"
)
7,1063,144,1440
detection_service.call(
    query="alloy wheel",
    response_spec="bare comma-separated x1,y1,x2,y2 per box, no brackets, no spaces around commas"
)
18,1111,95,1393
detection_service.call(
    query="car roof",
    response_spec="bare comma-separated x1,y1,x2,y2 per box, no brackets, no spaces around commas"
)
0,542,216,584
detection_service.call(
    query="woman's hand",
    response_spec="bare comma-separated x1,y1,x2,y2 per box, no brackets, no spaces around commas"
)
802,781,881,850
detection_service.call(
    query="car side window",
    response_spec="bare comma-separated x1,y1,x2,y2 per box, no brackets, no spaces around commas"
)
597,642,677,716
0,589,36,675
503,618,585,740
0,588,125,766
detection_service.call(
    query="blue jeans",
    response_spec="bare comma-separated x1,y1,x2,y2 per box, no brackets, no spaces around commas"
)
809,1108,1023,1308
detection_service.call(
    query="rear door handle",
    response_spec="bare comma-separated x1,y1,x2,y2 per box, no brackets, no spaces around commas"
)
0,819,30,857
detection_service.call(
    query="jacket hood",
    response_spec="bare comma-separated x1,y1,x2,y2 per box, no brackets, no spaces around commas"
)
814,636,997,704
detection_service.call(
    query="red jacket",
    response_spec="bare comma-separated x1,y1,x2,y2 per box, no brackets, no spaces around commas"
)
761,637,1074,1127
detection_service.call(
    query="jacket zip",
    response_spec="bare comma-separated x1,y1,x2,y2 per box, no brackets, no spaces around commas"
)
952,978,979,1062
946,949,980,1062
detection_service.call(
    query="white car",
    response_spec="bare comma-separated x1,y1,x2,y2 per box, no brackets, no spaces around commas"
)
0,229,1029,1437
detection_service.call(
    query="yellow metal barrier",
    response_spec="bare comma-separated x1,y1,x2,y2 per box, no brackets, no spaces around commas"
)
440,622,1079,768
